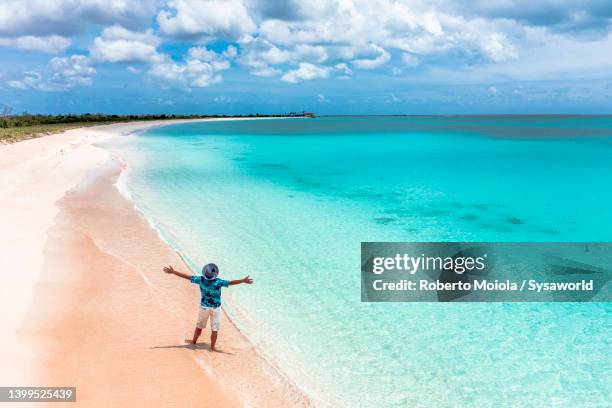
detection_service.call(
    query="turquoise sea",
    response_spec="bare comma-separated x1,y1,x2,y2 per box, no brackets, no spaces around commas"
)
108,117,611,407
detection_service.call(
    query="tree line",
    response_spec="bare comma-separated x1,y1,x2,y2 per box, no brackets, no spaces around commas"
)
0,112,309,129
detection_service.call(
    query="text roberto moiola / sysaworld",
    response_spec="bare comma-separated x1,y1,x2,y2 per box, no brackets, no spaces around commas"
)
370,253,594,293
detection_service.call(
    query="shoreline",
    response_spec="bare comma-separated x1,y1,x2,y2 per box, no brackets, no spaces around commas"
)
112,159,312,400
0,119,309,406
0,116,304,144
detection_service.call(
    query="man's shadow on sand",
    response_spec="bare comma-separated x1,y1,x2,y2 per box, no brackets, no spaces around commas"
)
151,341,234,355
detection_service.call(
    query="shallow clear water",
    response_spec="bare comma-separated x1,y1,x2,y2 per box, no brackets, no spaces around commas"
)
107,117,612,407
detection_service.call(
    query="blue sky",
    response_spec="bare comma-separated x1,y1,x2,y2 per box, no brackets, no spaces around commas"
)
1,0,612,115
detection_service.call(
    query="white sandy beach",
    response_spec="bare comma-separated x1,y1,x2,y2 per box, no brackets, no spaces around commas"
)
0,120,307,407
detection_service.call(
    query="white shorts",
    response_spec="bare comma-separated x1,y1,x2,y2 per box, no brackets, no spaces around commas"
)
196,307,221,331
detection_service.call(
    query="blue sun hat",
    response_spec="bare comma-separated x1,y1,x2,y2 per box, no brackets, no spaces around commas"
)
202,263,219,280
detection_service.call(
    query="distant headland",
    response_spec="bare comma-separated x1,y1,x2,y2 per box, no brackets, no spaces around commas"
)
0,112,316,143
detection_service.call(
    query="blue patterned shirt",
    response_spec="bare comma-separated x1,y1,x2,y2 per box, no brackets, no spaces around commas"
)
190,276,230,308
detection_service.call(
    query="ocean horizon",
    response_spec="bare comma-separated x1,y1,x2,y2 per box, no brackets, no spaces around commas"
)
106,116,612,407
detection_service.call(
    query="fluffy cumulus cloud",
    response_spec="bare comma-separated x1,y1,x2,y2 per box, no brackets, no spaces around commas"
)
3,0,612,92
232,0,526,82
0,0,159,38
0,0,158,54
281,63,330,83
236,37,332,78
157,0,256,40
351,44,391,69
8,55,96,92
148,46,234,88
90,26,162,63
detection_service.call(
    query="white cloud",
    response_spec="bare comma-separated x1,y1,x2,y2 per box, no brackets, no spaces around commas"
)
235,38,281,76
0,0,158,37
7,72,45,91
281,63,330,83
49,55,97,87
188,46,232,70
150,58,220,88
7,80,28,90
0,35,70,53
259,46,292,65
3,0,610,89
157,0,256,40
148,46,233,88
233,0,524,83
334,62,352,79
317,93,329,103
223,45,238,58
256,1,521,69
8,55,96,92
236,38,331,78
293,45,328,64
425,28,612,83
90,26,161,63
479,32,518,62
351,44,391,69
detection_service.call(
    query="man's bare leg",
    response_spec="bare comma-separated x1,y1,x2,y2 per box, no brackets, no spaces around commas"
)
210,331,218,351
192,327,202,344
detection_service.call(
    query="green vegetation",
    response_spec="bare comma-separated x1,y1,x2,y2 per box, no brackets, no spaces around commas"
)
0,112,298,144
0,122,100,144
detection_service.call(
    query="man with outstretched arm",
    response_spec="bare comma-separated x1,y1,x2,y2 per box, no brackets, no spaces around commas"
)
163,263,253,351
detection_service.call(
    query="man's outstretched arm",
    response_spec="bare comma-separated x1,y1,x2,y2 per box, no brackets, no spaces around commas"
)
163,265,192,280
229,275,254,286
